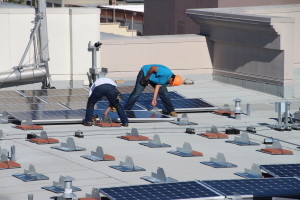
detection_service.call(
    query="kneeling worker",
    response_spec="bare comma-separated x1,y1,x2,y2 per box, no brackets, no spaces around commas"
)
124,64,182,117
83,77,129,126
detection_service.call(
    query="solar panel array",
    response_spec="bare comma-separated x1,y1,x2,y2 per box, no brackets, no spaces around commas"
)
201,177,300,198
260,163,300,178
1,87,217,124
99,178,300,200
100,181,224,200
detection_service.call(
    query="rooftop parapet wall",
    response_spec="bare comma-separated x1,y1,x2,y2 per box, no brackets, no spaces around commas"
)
187,4,299,98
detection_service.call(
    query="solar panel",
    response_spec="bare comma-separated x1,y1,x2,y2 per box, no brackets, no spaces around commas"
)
0,90,26,98
0,97,45,104
121,91,186,101
200,177,300,199
6,110,85,124
260,163,300,178
19,88,88,97
117,86,154,94
92,110,173,122
0,103,69,112
136,98,217,112
99,181,224,200
39,95,88,103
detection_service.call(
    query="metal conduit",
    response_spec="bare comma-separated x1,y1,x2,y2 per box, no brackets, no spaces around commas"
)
0,67,47,83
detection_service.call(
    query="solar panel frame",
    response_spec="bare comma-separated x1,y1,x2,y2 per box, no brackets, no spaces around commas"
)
200,177,300,199
260,163,300,178
99,181,224,200
6,109,85,124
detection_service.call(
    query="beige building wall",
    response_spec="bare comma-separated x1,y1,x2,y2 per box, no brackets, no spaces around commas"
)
187,4,300,98
0,7,100,88
100,35,212,79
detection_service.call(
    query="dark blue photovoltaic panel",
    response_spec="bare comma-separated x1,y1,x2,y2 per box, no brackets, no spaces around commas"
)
7,110,85,121
100,181,223,200
95,100,145,111
201,178,300,198
136,98,216,111
260,163,300,178
61,100,145,111
120,91,186,101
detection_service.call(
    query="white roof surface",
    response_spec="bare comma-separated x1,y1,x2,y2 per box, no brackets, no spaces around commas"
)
0,75,300,199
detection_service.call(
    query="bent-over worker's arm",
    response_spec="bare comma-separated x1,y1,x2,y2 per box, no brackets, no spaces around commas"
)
145,66,158,80
151,85,161,107
103,105,112,116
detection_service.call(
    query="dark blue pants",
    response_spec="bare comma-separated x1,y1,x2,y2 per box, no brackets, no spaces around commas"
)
85,84,128,125
124,70,175,113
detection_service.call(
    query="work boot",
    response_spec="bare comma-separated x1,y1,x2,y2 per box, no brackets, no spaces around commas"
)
169,111,178,117
83,122,93,126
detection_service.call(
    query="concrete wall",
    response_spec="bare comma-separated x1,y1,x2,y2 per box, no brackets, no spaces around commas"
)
187,4,300,98
144,0,300,36
0,7,100,88
100,35,212,79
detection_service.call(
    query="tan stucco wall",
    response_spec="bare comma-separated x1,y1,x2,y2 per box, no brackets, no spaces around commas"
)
187,4,300,98
100,35,213,79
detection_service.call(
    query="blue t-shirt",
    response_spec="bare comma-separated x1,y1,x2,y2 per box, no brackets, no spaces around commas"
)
141,64,173,86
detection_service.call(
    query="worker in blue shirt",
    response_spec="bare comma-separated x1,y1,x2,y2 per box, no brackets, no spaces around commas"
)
124,64,182,117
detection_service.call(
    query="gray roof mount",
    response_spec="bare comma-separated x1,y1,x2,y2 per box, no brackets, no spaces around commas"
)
234,163,262,178
83,188,101,199
226,132,260,146
102,115,112,124
0,129,4,139
266,141,282,150
22,118,33,125
139,134,171,148
51,137,86,151
201,152,237,168
0,112,8,124
0,146,16,161
169,113,198,126
1,153,9,162
141,167,178,183
109,156,146,172
42,175,81,193
40,130,48,139
167,142,203,157
128,127,139,137
207,125,218,133
0,147,9,157
273,101,292,131
81,146,115,161
12,163,49,182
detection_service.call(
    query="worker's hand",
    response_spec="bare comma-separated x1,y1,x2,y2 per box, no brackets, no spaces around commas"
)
140,77,149,86
151,99,157,107
102,112,108,117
